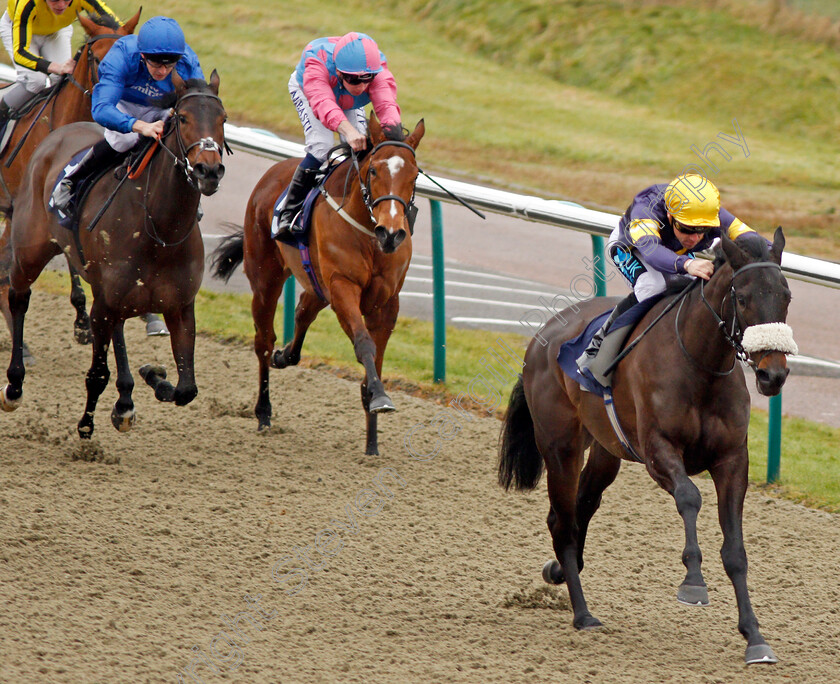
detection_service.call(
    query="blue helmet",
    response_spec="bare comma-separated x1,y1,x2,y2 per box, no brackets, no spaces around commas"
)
333,32,382,74
137,16,186,60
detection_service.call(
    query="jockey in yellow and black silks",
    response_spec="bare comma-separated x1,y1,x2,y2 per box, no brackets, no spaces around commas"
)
0,0,122,125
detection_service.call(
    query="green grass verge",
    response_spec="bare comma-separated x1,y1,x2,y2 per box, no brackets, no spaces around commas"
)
8,0,839,258
32,270,840,512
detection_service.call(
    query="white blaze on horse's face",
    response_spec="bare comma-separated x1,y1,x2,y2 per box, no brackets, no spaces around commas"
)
386,157,405,224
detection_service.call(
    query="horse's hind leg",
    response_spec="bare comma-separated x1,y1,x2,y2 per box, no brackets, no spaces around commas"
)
140,303,198,405
250,272,285,430
68,262,92,345
273,289,325,369
574,442,621,573
1,286,31,411
646,440,709,606
710,449,777,664
543,437,602,630
77,299,115,438
109,320,135,432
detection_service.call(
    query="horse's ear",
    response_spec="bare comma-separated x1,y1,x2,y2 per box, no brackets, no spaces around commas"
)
121,9,142,35
720,230,749,270
770,226,785,265
208,69,220,96
171,68,186,96
78,12,98,37
405,118,425,150
368,111,383,144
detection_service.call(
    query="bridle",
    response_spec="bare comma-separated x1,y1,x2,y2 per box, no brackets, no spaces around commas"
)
65,32,124,98
157,90,228,188
347,141,418,226
676,261,784,375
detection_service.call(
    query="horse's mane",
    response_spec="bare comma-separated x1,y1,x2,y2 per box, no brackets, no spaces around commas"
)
713,232,771,269
85,12,121,31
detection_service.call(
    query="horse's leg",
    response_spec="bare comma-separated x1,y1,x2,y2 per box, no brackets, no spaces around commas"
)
272,290,327,369
140,303,198,406
109,320,135,432
68,262,92,345
574,442,621,572
0,286,31,411
646,441,709,606
330,280,394,414
358,294,400,455
77,299,115,438
250,273,285,430
709,451,778,664
543,439,602,630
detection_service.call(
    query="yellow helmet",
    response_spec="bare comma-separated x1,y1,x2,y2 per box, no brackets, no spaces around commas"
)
664,174,720,227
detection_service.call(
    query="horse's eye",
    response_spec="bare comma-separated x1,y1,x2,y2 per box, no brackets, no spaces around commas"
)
178,115,188,124
736,294,747,307
370,167,377,177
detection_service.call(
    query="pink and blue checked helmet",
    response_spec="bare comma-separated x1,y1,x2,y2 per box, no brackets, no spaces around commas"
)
333,32,382,75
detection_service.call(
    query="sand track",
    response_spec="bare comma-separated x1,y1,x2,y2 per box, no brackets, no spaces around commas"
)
1,290,838,683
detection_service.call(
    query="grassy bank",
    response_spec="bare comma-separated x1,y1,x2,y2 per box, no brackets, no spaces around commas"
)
5,1,838,256
32,271,840,512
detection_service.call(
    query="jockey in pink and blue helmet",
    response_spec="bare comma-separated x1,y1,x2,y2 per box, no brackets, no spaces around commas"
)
275,31,402,238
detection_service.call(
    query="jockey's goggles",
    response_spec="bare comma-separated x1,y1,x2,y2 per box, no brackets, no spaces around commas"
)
338,71,375,85
143,54,182,67
674,221,712,235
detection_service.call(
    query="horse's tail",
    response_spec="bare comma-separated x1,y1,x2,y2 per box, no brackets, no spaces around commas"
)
498,377,543,491
210,226,244,283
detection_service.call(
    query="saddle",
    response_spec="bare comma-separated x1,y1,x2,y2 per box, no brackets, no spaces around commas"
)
48,141,153,231
0,85,58,156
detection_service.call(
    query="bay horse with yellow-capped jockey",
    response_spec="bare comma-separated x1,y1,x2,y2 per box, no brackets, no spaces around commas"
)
499,229,795,665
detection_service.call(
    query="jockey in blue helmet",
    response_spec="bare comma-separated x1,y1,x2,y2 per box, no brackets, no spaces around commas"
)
275,31,402,238
52,15,204,212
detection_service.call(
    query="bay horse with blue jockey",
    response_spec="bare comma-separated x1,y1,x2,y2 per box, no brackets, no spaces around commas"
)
1,72,226,437
498,228,795,664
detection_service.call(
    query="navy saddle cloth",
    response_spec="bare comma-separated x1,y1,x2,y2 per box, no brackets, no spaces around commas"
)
557,295,663,396
271,186,321,247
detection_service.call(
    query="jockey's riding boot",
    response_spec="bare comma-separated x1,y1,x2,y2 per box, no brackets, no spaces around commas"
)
274,165,319,239
51,139,122,213
0,83,36,128
576,293,638,372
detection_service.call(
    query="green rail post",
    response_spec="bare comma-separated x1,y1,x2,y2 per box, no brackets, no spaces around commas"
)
591,235,607,297
282,276,296,345
767,393,782,483
430,199,446,383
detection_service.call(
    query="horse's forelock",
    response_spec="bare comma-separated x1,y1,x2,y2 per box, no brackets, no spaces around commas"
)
381,123,407,142
714,232,770,269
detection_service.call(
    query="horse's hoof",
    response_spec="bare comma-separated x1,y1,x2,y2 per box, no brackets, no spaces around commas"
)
111,406,136,433
542,559,565,585
677,583,710,606
139,364,167,381
145,316,170,336
272,348,297,369
77,423,94,440
745,643,778,664
369,394,396,414
0,385,21,412
574,614,603,631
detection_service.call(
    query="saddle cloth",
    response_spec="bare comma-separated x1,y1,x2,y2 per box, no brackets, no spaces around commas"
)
557,295,663,395
270,185,321,247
